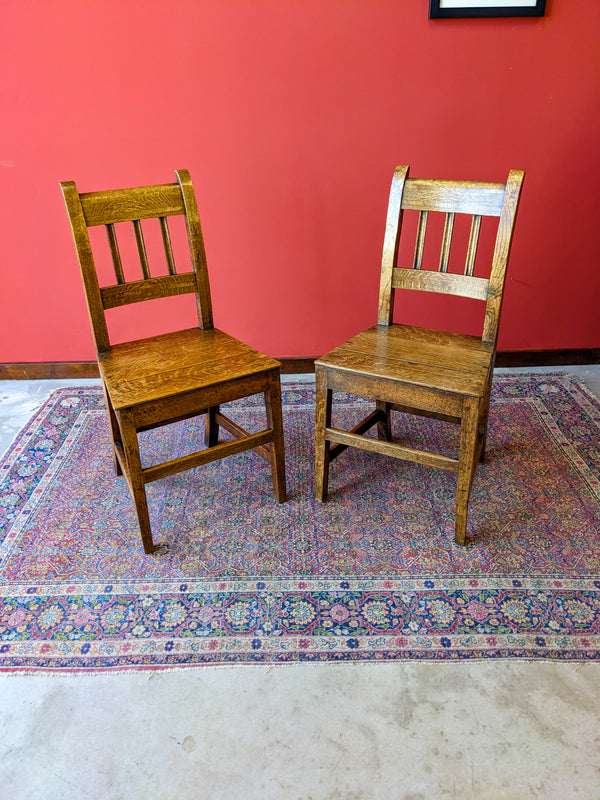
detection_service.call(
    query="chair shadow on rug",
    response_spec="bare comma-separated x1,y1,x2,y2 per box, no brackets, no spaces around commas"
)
315,166,524,546
61,170,287,555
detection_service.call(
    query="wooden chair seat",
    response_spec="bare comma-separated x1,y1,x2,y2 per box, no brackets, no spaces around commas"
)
100,327,280,410
318,324,493,399
61,170,287,554
315,166,524,546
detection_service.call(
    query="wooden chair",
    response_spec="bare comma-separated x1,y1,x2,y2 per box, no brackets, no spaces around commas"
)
315,166,524,545
60,170,287,554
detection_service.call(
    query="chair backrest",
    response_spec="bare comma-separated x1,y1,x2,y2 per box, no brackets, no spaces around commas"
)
377,166,524,344
60,169,213,353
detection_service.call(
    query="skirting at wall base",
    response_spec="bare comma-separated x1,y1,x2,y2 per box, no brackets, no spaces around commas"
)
1,350,599,379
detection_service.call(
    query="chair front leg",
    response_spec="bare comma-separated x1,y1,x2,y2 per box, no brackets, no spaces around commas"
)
264,375,287,503
315,367,333,502
455,398,480,547
117,408,157,554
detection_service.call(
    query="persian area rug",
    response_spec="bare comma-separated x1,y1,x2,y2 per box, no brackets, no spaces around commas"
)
1,374,600,671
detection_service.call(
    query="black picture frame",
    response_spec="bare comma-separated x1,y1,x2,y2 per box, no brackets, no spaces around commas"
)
429,1,546,19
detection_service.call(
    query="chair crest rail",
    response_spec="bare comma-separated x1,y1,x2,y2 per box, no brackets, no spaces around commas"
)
79,184,185,226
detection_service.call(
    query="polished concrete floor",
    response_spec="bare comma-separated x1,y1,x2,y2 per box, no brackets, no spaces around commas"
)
1,368,599,799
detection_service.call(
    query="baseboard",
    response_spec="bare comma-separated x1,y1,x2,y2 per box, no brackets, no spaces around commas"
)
1,349,599,379
0,362,101,380
495,349,600,367
278,358,317,374
0,359,315,379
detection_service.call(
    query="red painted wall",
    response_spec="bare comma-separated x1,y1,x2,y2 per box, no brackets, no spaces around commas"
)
1,0,599,361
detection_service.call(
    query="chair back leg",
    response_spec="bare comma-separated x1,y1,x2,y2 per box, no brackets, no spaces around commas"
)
264,374,287,503
205,405,220,448
102,382,123,477
478,381,493,464
376,400,393,441
315,367,333,502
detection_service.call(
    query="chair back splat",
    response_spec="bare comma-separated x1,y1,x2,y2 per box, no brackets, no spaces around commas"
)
61,170,287,554
315,166,524,546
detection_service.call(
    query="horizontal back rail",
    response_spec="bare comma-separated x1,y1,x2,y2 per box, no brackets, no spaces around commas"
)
401,180,505,216
101,272,199,309
392,268,489,300
80,184,185,227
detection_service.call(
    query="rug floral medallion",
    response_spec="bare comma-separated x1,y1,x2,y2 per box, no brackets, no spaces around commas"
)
1,374,599,671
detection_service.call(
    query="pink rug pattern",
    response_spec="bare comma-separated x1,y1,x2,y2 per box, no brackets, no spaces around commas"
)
0,374,599,670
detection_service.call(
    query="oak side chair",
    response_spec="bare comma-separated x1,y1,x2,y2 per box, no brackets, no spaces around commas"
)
315,166,524,546
60,169,287,554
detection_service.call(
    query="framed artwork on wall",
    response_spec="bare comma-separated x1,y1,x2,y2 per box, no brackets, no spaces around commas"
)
429,1,546,18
